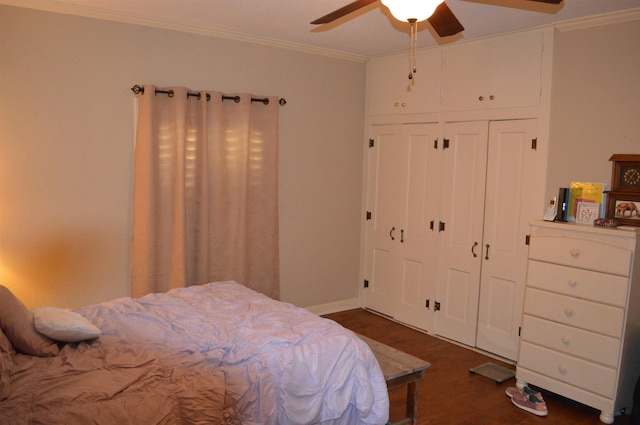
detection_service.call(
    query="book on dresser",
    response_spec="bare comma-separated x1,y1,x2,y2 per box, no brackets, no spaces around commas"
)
516,220,640,424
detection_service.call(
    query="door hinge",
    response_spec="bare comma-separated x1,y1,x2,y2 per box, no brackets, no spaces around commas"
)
364,279,369,288
434,301,441,311
366,211,372,220
525,234,530,245
369,138,375,148
443,138,450,149
433,139,438,149
531,138,537,151
425,299,430,309
439,221,445,232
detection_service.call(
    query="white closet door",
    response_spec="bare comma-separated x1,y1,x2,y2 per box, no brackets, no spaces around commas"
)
435,121,488,346
363,123,441,330
392,123,442,332
364,124,405,316
476,119,541,360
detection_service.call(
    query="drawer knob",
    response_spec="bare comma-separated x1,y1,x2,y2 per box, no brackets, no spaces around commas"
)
558,365,568,374
561,336,570,345
568,279,577,288
570,248,579,257
564,307,573,317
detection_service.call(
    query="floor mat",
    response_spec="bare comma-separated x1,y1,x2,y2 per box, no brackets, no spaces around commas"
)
469,362,515,383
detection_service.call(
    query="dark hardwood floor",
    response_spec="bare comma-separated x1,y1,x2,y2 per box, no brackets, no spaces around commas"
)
324,308,632,425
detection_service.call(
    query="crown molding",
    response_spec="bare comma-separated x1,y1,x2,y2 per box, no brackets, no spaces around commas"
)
555,7,640,32
0,0,368,63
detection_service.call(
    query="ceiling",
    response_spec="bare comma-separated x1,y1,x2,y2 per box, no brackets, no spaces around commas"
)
4,0,640,58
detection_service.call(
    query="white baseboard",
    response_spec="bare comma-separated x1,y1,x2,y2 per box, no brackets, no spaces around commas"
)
304,297,360,316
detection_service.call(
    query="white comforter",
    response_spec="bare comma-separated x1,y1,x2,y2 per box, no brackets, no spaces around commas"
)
67,281,390,424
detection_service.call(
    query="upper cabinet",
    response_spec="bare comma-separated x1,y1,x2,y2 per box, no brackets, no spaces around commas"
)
441,31,544,112
367,48,442,116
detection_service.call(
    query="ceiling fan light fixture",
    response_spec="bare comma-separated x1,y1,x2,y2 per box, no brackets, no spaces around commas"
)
380,0,442,22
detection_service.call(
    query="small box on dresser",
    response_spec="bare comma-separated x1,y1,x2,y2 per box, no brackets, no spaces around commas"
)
516,220,640,424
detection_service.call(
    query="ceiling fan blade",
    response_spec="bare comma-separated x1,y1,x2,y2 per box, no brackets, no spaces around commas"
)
427,2,464,37
527,0,563,3
310,0,379,24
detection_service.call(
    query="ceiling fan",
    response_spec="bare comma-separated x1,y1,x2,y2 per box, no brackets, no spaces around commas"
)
311,0,563,80
311,0,563,38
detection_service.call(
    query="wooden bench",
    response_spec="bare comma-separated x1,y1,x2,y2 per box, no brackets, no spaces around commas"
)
358,334,431,425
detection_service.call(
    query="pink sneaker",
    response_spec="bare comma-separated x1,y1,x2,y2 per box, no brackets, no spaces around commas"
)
505,386,544,402
512,391,548,416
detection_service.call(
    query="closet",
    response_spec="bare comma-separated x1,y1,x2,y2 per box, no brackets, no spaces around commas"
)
441,31,544,112
367,49,442,116
435,119,544,360
361,27,553,361
362,122,442,332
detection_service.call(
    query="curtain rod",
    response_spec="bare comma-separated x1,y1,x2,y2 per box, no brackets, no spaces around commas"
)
130,85,286,106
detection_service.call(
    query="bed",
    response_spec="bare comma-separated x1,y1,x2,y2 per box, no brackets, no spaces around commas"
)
0,281,389,424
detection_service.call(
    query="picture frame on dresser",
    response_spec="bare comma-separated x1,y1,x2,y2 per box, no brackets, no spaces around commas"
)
607,194,640,227
606,154,640,226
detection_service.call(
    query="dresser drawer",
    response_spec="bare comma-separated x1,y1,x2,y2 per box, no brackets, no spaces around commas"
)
521,315,620,367
526,261,628,307
523,288,624,338
528,234,632,276
518,341,617,398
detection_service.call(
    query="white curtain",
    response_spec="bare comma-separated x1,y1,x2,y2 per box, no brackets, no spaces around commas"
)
131,85,280,299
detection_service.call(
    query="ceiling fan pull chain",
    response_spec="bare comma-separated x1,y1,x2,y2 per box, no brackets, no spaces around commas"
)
408,18,417,80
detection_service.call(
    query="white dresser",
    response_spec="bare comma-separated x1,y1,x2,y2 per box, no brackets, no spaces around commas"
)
516,221,640,424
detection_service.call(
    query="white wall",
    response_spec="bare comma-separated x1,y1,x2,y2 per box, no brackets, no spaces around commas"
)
546,19,640,199
0,5,366,309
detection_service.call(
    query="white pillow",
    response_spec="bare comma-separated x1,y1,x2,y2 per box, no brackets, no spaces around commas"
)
32,307,101,342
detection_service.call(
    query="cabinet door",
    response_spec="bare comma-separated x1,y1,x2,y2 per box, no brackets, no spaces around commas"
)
435,121,489,346
487,32,543,110
367,49,442,115
363,123,442,331
441,42,488,112
476,119,541,360
441,31,543,112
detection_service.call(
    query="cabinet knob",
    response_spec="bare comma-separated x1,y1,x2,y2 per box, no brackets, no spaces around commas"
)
489,95,495,100
402,102,406,107
567,279,577,288
570,248,579,257
561,336,570,345
478,95,484,101
564,307,573,317
557,365,568,374
394,102,399,107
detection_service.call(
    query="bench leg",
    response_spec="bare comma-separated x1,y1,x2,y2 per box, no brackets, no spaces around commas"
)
406,381,419,425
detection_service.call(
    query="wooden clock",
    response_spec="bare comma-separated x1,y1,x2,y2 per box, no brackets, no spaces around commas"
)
606,154,640,226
